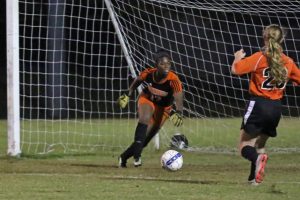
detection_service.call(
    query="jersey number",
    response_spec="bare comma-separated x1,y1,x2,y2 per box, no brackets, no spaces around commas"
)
261,68,286,90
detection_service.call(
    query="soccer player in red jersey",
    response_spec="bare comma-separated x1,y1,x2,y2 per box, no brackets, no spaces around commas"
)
231,24,300,184
117,50,184,167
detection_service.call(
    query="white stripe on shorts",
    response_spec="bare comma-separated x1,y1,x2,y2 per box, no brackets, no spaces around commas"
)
244,100,255,125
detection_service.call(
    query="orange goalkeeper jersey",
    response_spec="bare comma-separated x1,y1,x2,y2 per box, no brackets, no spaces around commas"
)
139,68,182,106
233,51,300,100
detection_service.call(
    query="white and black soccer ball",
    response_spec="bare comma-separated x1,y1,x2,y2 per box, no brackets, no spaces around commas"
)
170,133,189,150
161,150,183,171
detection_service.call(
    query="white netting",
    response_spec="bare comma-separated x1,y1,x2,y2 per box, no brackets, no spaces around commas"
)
19,0,300,154
19,0,136,154
109,0,300,152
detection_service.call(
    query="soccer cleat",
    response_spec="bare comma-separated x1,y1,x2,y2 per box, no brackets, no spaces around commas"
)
255,154,268,183
118,156,127,168
133,157,142,167
248,179,260,186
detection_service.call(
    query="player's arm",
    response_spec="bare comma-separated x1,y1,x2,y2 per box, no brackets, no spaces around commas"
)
231,50,261,75
288,59,300,85
173,91,183,114
127,76,143,97
118,69,148,108
231,49,246,75
170,77,183,127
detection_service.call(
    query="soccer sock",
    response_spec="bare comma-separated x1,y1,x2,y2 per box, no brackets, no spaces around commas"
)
121,123,148,161
248,162,256,181
120,142,135,161
143,128,158,148
241,145,258,163
133,122,148,160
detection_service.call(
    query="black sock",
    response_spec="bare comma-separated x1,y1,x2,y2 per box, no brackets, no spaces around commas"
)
248,162,256,181
120,142,135,161
241,145,258,163
133,122,147,160
121,123,148,161
143,129,158,148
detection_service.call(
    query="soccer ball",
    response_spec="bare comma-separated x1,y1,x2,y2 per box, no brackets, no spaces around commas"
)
170,133,189,149
161,150,183,171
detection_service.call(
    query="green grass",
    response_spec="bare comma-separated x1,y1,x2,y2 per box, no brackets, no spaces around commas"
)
13,117,300,154
1,119,300,199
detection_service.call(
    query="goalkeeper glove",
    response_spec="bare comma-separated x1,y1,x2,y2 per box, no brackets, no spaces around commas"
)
170,111,183,127
118,94,129,109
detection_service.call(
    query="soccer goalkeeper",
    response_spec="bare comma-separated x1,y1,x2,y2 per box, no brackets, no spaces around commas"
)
117,50,184,168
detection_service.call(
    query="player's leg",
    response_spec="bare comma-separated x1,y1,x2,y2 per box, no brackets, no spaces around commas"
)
239,129,258,162
255,134,269,154
143,106,170,148
252,98,281,182
131,122,160,167
239,97,266,184
143,124,160,148
239,129,260,184
240,131,270,184
252,134,269,183
119,97,154,167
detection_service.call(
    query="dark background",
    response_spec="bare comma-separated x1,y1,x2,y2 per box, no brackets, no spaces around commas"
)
0,0,6,118
1,0,300,119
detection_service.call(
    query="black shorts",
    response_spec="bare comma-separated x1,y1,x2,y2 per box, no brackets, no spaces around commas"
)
241,96,282,137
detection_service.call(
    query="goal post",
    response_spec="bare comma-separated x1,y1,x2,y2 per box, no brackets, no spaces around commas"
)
6,0,21,156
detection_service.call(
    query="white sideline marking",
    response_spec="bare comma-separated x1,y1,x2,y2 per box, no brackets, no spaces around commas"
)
2,173,300,185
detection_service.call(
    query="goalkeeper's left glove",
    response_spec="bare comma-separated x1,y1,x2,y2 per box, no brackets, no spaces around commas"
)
170,111,183,127
117,94,129,109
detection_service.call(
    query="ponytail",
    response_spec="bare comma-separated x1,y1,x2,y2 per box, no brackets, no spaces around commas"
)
264,25,287,84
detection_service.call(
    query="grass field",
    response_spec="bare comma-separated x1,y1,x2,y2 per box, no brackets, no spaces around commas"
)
1,119,300,199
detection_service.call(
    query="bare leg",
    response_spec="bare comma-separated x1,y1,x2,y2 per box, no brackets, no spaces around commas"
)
255,134,269,154
239,129,257,154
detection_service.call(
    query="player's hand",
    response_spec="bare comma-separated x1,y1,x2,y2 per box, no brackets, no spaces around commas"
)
118,94,129,109
234,49,246,61
170,111,183,127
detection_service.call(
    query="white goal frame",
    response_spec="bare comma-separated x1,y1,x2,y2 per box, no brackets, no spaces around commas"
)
6,0,21,156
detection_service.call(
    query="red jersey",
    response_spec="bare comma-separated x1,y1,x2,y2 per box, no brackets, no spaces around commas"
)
233,52,300,100
139,68,182,106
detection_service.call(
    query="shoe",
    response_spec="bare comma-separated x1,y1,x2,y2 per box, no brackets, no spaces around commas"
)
255,154,268,183
118,156,127,168
133,157,142,167
248,179,260,186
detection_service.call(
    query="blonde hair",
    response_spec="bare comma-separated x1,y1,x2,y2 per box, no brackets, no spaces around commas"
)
263,24,287,84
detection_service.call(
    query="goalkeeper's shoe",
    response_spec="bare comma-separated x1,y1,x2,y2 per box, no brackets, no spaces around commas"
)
248,179,260,186
133,157,142,167
118,156,127,168
255,153,268,183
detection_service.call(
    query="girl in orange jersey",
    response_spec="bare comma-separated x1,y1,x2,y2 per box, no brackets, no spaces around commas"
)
231,24,300,184
117,50,184,168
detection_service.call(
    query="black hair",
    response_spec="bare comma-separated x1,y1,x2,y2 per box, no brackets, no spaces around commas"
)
154,49,171,64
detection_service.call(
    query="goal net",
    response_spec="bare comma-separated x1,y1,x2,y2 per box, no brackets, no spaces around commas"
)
18,0,300,154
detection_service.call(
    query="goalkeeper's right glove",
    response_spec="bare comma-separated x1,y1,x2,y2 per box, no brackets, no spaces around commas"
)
118,94,129,109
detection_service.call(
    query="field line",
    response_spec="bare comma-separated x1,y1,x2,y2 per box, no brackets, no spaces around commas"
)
1,172,300,185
